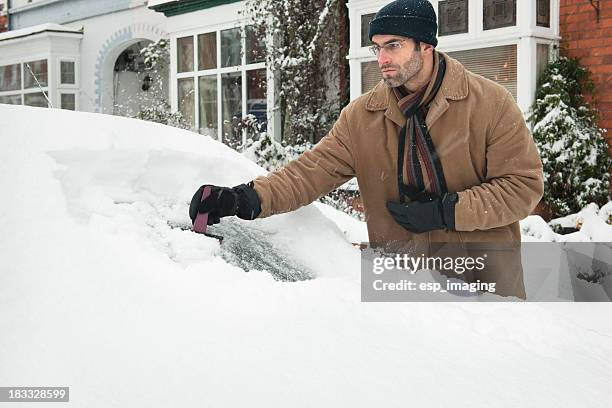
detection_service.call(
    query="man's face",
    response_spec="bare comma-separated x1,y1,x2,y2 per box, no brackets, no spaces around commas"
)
371,35,423,88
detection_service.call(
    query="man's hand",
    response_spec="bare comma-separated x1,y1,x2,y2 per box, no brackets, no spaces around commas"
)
387,189,458,234
189,183,261,225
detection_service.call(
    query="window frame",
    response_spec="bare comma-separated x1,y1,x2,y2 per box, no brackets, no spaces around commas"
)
58,58,78,88
446,43,518,99
0,62,22,93
0,94,23,105
23,91,49,108
483,0,517,31
174,24,267,144
536,0,551,28
438,0,470,37
0,58,50,108
360,13,376,47
60,92,77,111
23,58,49,90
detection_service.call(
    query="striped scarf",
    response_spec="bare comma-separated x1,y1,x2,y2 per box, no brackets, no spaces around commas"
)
393,52,447,203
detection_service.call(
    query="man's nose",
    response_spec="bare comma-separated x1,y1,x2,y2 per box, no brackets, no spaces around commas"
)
377,49,391,66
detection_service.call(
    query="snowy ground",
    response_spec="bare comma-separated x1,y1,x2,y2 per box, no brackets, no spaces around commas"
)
1,105,612,407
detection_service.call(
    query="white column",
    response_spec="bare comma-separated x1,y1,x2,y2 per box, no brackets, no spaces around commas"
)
552,0,561,38
48,55,57,109
266,21,281,142
516,0,533,31
169,34,177,112
193,34,200,133
266,65,281,142
473,0,484,35
216,31,222,142
517,36,535,116
348,2,358,101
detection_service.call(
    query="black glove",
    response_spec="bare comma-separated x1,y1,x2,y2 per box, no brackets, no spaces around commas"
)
387,189,458,234
189,182,262,225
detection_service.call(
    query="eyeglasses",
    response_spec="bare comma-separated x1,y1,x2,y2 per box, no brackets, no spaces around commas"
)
369,40,406,57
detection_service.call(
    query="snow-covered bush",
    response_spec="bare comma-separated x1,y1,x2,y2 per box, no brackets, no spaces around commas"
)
520,201,612,243
242,131,288,171
141,38,169,71
241,0,347,145
529,56,610,217
284,140,315,162
318,188,365,221
136,101,191,130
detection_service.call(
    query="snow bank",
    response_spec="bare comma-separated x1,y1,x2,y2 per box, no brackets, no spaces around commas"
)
1,105,611,407
522,203,612,242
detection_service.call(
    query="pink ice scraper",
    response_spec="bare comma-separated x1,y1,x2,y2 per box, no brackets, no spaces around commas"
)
192,185,224,242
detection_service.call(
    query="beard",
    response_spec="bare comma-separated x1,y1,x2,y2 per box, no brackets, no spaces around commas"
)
381,52,424,88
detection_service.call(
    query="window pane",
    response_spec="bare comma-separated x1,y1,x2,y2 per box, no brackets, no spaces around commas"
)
0,64,21,92
221,28,242,68
447,45,517,99
361,13,376,47
221,71,242,148
24,92,48,107
198,32,217,70
439,0,469,36
177,36,194,73
483,0,516,30
536,44,550,86
61,93,76,110
60,61,75,84
537,0,550,28
247,69,267,128
246,25,265,64
361,60,382,94
24,59,48,88
0,94,22,105
177,77,195,127
198,75,218,137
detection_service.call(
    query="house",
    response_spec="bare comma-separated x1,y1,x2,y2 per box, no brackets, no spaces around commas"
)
147,0,273,146
145,0,562,142
0,0,609,145
0,0,166,113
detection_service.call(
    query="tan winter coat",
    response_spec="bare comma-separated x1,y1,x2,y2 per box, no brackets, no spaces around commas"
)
253,52,544,298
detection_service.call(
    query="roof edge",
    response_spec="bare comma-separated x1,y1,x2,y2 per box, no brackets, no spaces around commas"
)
0,23,83,43
149,0,242,17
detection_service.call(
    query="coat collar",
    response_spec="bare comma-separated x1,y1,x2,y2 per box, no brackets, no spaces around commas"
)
365,51,469,128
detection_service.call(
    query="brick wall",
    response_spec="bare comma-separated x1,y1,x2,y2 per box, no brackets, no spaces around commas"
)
560,0,612,135
0,14,7,33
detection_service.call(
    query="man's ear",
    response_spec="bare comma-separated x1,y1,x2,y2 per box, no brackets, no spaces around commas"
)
421,43,435,55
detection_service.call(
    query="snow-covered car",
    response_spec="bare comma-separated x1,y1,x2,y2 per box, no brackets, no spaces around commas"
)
1,105,611,407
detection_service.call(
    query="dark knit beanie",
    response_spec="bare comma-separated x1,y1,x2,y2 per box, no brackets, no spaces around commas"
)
368,0,438,47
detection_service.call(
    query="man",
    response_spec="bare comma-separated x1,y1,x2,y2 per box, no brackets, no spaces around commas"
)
190,0,544,298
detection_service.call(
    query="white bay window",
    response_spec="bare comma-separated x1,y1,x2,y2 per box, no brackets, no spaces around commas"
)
0,59,50,108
